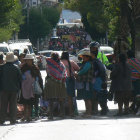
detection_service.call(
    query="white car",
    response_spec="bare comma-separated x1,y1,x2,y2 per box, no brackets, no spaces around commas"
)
0,43,11,54
38,50,79,63
8,39,37,65
8,40,34,55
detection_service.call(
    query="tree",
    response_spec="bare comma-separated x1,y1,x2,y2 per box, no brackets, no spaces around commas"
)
64,0,111,42
131,0,140,58
0,0,24,42
19,6,60,46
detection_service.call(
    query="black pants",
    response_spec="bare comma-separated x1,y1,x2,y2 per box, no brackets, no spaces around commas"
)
0,92,17,123
99,101,107,112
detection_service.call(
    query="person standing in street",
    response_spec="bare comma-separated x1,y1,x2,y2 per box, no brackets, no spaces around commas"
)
89,45,107,115
0,52,5,115
127,50,140,113
76,49,94,117
110,53,132,116
0,52,22,125
20,54,43,122
61,51,80,117
44,53,67,119
19,53,26,68
88,42,112,70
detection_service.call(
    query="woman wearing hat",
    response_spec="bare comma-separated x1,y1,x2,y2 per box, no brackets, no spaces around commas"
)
20,54,43,122
76,49,94,117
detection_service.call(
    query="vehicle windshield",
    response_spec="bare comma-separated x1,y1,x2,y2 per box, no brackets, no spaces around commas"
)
28,45,34,54
102,50,113,54
0,47,9,53
40,52,52,57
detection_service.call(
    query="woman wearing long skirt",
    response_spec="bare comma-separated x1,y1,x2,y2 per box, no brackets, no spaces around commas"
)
20,54,43,122
61,51,80,117
110,53,132,116
44,53,67,119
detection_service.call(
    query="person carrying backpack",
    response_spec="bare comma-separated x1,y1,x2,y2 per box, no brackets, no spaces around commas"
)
89,43,108,115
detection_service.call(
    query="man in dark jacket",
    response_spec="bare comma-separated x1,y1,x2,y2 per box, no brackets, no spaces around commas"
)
0,52,22,125
0,53,5,115
90,43,107,115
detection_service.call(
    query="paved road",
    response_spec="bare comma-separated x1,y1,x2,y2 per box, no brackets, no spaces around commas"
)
0,101,140,140
0,71,140,140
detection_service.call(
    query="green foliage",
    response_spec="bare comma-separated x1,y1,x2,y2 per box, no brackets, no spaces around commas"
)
64,0,122,42
0,28,12,42
0,0,24,42
105,0,121,41
29,8,51,43
64,0,110,40
0,0,14,26
42,6,60,28
19,6,60,45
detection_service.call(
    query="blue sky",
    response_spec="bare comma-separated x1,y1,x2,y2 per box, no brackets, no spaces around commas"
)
61,9,81,21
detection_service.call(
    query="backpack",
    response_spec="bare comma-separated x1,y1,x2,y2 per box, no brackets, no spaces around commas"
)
93,58,106,82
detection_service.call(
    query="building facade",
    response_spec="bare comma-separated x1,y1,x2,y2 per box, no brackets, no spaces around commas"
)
42,0,59,6
21,0,41,7
21,0,59,7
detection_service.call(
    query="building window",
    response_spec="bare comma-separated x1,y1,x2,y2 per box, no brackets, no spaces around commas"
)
33,2,36,5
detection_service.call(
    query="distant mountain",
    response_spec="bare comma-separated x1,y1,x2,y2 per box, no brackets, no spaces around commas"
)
61,9,81,21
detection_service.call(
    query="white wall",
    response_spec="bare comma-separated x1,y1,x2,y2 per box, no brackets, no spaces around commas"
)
42,0,58,2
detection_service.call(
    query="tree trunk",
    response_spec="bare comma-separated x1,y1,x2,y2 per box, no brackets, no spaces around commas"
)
133,0,140,59
135,18,140,60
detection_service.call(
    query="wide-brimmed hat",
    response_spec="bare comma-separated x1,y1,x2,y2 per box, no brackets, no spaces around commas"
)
77,48,91,57
6,52,17,62
24,54,34,60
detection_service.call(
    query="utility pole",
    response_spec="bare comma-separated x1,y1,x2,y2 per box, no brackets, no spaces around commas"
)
106,31,108,45
27,0,30,38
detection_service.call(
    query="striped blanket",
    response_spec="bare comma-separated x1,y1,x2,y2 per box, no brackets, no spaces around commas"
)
46,58,66,82
128,58,140,80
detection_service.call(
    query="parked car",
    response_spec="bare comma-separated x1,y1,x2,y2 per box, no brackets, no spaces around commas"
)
37,50,79,69
38,50,79,62
0,43,11,54
8,39,34,55
8,39,37,65
99,46,114,63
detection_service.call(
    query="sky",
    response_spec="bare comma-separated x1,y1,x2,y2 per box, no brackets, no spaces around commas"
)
61,9,81,22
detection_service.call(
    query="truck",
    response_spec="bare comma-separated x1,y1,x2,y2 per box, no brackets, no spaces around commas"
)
8,39,37,65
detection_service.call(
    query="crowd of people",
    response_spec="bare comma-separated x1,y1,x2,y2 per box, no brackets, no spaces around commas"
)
48,26,90,54
0,41,140,125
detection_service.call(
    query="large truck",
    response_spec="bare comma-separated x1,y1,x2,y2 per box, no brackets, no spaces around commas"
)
8,39,37,64
8,39,34,55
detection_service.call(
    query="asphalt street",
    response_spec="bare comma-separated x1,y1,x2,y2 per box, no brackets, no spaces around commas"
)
0,71,140,140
